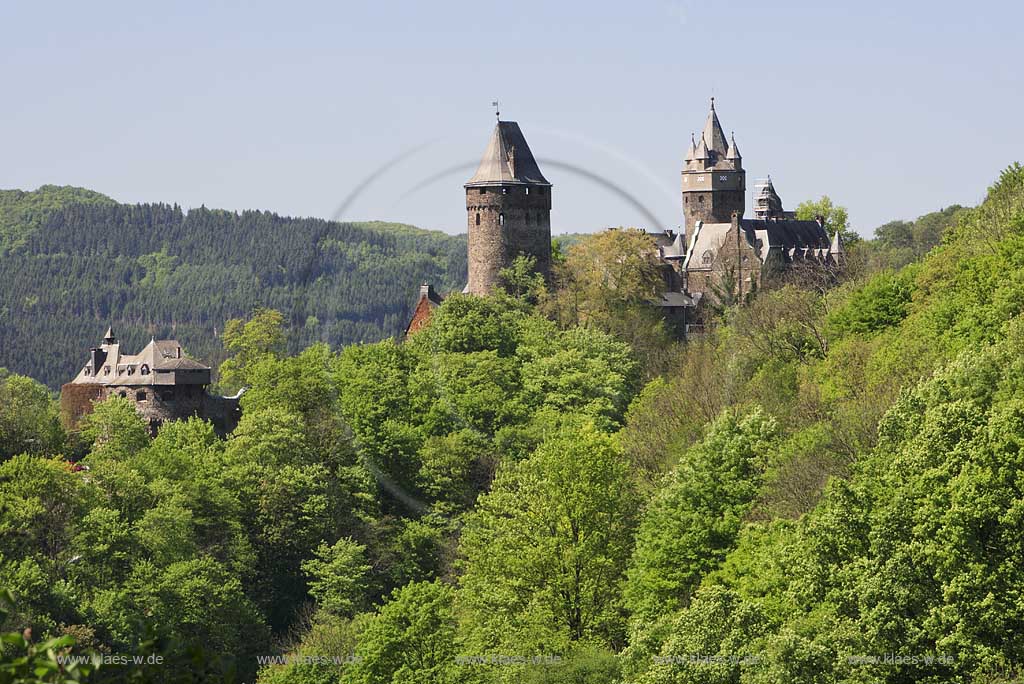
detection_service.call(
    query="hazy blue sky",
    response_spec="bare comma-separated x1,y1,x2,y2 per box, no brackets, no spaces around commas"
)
1,0,1020,236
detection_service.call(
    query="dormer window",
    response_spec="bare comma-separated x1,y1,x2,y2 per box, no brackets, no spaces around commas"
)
104,366,111,376
126,366,135,376
140,364,150,376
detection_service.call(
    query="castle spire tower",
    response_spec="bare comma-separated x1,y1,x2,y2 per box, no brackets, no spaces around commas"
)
465,119,552,295
682,98,745,229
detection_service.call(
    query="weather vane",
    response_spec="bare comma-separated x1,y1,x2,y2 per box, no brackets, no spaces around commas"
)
492,100,500,120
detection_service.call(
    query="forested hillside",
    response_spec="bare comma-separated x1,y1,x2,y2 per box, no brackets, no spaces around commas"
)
0,186,467,388
2,164,1023,684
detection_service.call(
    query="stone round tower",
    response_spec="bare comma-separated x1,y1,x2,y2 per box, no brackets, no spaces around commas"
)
681,99,745,229
465,121,552,295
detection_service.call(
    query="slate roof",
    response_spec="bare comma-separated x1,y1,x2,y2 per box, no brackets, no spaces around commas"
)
466,121,550,186
700,99,730,156
71,329,211,387
683,218,832,271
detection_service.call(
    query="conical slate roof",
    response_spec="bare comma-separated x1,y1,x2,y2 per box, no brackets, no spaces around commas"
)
726,132,741,159
700,98,729,155
684,133,696,162
694,135,710,160
466,121,550,186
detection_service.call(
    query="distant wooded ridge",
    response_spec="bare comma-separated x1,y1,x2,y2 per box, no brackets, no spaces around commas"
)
0,185,467,388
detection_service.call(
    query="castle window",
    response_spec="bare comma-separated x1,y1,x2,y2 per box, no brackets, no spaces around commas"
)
136,390,147,401
525,187,530,195
140,364,150,375
502,187,508,195
499,213,505,226
702,250,714,265
83,367,90,376
126,366,134,376
119,391,127,398
698,196,704,204
104,366,111,375
475,213,480,226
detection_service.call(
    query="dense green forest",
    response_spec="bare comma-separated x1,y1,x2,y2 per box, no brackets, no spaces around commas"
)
2,164,1022,684
0,186,467,388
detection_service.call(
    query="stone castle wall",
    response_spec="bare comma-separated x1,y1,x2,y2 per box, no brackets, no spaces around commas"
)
683,188,745,226
60,383,240,435
466,184,551,294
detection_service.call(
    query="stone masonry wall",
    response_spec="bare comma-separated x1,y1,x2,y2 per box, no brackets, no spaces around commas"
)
466,184,552,294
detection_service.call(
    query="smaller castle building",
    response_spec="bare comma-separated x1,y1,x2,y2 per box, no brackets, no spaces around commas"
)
60,327,239,434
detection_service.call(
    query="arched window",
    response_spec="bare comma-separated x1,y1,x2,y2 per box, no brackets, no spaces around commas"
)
525,187,530,195
140,364,150,375
702,250,714,265
475,213,480,225
83,367,90,376
499,213,505,226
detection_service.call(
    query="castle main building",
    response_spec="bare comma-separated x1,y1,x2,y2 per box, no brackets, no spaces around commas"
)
674,99,842,301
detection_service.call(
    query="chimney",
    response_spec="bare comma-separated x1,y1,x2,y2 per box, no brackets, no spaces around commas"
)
90,347,106,375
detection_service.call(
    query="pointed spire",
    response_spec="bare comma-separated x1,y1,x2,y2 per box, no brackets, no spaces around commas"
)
726,132,741,160
685,133,696,161
700,97,729,156
694,134,709,160
103,326,116,344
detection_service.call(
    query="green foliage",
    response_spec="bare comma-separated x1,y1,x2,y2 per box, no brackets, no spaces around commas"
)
0,371,64,462
458,422,640,658
218,308,287,392
0,589,94,684
625,409,777,619
301,539,371,618
794,195,857,245
826,268,915,337
543,227,672,373
79,397,150,461
0,186,114,255
347,582,458,684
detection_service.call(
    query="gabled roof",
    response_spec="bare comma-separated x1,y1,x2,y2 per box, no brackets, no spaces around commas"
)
466,121,550,186
70,330,210,386
700,98,729,156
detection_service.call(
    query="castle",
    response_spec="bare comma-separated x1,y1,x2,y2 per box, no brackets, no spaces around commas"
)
60,327,240,435
407,100,842,327
671,98,842,302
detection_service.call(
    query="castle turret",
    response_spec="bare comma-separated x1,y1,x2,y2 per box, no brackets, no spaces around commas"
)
465,120,552,295
682,98,745,229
